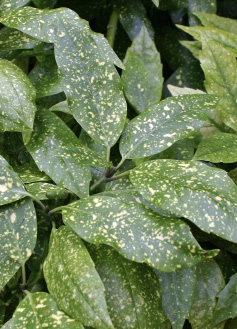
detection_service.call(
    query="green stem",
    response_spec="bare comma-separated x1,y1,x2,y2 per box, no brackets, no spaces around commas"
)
21,262,26,287
106,170,130,182
28,194,46,213
47,206,65,216
106,147,110,163
90,176,106,193
112,157,126,175
106,8,119,48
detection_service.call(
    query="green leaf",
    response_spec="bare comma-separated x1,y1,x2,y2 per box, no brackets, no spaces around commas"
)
159,0,188,11
62,195,218,272
152,0,159,7
115,0,154,40
0,198,37,290
130,160,237,242
121,25,163,113
25,182,66,200
0,155,30,205
32,0,57,9
0,0,30,15
49,100,72,114
0,7,127,148
192,11,237,34
156,266,196,329
199,37,237,131
43,226,114,329
0,27,41,51
188,0,217,26
179,40,201,60
119,94,217,160
13,163,50,184
26,109,108,198
0,58,37,143
89,244,167,329
189,260,225,329
212,273,237,326
8,291,84,328
194,133,237,163
167,85,205,96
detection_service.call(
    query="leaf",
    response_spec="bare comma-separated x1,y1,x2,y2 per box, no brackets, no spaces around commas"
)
0,58,37,143
0,198,37,290
62,195,218,272
26,109,108,198
188,0,217,26
156,266,196,329
159,0,188,11
192,11,237,34
8,291,84,328
13,163,50,184
152,0,159,7
0,155,30,205
212,273,237,326
115,0,154,40
49,100,72,114
0,7,127,148
0,0,30,15
89,244,167,329
121,25,163,113
0,27,41,51
130,160,237,243
189,260,225,329
119,94,217,160
167,85,205,96
194,133,237,163
199,37,237,131
43,226,114,329
179,40,201,60
25,182,66,200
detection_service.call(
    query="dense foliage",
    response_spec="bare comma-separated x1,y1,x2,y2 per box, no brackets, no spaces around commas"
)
0,0,236,328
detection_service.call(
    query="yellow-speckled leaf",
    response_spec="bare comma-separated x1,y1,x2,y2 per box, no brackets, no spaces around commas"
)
62,196,218,272
13,163,50,184
89,244,167,329
0,59,37,143
0,198,37,290
43,226,114,329
119,94,217,160
26,182,65,200
0,0,29,15
130,160,237,242
156,267,197,329
0,155,30,206
0,27,41,51
0,6,127,148
7,291,84,329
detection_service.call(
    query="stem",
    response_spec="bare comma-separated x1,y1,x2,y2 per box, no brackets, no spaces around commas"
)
47,206,65,216
90,176,106,193
28,194,46,213
106,170,130,182
112,157,126,175
106,147,110,163
21,262,26,287
106,8,119,48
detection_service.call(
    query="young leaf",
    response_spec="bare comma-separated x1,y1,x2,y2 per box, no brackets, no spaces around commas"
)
26,109,108,198
89,244,167,329
212,273,237,326
43,226,114,329
0,0,30,15
200,37,237,131
0,198,37,290
188,260,225,329
62,195,218,272
121,25,163,113
0,58,37,143
130,160,237,242
7,291,84,328
0,155,30,205
119,94,217,160
156,266,196,329
194,133,237,163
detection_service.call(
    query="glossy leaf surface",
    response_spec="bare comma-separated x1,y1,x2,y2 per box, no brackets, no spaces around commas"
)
0,27,40,51
0,0,29,15
130,160,237,242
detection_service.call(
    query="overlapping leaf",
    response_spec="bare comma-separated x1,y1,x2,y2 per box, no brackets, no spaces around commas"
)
0,198,36,290
156,267,196,329
122,25,163,113
43,226,114,329
62,195,218,272
25,182,65,200
119,94,217,160
0,0,30,15
0,27,41,51
13,163,50,183
6,291,84,329
189,260,225,329
0,58,37,143
89,244,167,329
130,160,237,242
188,0,216,26
194,133,237,163
0,6,127,148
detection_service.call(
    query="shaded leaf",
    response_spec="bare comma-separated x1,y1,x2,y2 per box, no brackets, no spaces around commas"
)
0,27,41,51
49,100,72,114
25,182,65,200
167,85,205,96
62,195,218,272
119,94,217,160
130,160,237,242
212,273,237,326
0,198,37,290
122,25,163,113
156,267,196,329
43,226,114,329
188,0,216,26
8,291,84,328
152,0,159,7
179,40,201,60
13,163,50,184
89,244,167,329
194,133,237,163
189,260,225,329
0,58,37,143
